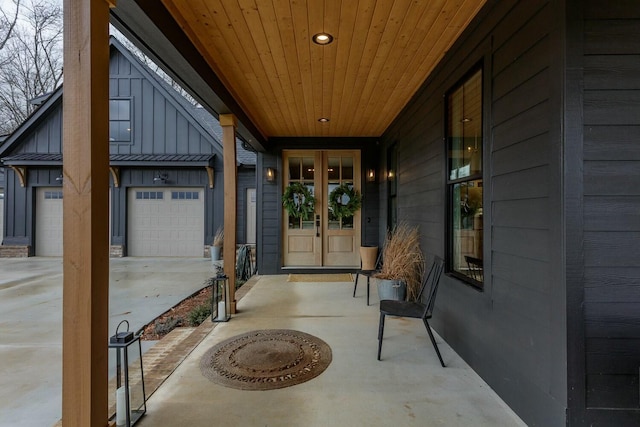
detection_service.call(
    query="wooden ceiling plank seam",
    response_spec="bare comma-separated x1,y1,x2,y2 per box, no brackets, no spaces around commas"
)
328,0,358,135
289,0,316,136
332,0,378,135
238,0,299,136
356,0,450,134
163,0,268,137
271,0,309,136
163,0,487,137
175,0,273,131
346,0,417,135
259,0,306,135
352,1,443,132
320,0,341,137
360,0,463,134
256,0,305,136
375,0,485,129
401,0,487,100
218,0,291,136
341,0,395,135
307,0,326,136
162,3,241,107
190,0,279,135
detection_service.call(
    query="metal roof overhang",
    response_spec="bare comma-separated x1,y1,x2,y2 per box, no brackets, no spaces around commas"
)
2,153,215,168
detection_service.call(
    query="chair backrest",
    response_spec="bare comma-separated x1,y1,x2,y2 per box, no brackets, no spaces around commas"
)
374,249,383,270
417,257,444,318
464,255,483,282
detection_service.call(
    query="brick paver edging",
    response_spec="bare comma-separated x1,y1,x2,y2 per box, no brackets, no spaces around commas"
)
53,274,261,427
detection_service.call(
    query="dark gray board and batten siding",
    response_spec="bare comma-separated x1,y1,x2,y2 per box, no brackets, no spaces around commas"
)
2,42,253,253
380,0,567,426
581,1,640,424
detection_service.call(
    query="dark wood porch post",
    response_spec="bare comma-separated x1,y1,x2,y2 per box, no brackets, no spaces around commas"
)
220,114,237,313
62,0,111,425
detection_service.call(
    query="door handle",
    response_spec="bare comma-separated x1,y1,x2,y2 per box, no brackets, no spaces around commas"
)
315,215,320,237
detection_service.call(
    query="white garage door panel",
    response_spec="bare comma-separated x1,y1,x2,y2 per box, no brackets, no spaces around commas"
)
36,188,63,256
128,188,204,257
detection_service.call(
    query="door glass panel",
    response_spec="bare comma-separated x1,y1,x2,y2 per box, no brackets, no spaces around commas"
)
287,156,315,230
302,157,314,180
327,156,355,230
327,157,340,181
289,157,301,180
342,156,353,180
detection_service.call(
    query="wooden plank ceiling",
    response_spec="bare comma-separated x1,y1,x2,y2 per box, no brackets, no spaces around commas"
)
162,0,486,138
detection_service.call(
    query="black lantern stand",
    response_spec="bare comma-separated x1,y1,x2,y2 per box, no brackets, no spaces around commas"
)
109,320,147,427
211,274,231,322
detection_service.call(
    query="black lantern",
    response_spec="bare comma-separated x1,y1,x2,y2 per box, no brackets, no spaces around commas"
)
109,320,146,426
211,274,231,322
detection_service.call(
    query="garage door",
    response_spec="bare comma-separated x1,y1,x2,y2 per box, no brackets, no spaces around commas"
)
36,188,63,256
128,188,204,257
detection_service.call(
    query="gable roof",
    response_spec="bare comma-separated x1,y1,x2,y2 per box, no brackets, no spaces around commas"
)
0,37,256,167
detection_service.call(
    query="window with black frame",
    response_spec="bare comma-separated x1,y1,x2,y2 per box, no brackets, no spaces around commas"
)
387,144,397,230
109,99,132,142
446,68,483,288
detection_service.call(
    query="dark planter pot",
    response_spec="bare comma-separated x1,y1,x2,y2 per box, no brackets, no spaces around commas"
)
376,278,406,301
211,246,222,262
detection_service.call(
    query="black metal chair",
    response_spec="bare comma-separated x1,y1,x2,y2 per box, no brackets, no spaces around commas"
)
353,248,382,305
377,257,445,367
464,255,483,282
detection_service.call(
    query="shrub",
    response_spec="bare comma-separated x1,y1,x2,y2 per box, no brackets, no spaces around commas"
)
153,316,183,336
187,302,212,326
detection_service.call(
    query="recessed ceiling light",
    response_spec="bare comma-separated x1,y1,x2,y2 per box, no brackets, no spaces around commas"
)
312,33,334,45
318,117,330,123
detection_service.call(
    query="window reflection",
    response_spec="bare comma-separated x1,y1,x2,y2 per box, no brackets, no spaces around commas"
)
447,68,483,287
287,157,315,230
327,156,355,230
109,99,131,142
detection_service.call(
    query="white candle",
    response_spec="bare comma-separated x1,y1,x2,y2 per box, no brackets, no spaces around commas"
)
116,386,126,426
217,301,226,320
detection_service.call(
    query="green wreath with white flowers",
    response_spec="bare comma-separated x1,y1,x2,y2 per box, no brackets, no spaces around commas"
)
329,183,362,219
282,182,316,220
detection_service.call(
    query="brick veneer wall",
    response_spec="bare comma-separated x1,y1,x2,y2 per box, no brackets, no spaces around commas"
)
0,246,30,257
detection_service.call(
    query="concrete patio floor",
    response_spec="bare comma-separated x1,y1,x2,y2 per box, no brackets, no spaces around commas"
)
138,274,526,427
0,257,215,427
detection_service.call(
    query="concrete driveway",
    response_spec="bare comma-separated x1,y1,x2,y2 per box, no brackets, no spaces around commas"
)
0,257,215,427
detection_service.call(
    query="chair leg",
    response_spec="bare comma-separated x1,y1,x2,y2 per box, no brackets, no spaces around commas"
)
353,273,359,297
366,276,370,306
423,319,445,367
377,313,386,360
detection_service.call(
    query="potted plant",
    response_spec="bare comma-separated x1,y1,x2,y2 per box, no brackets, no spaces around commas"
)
211,225,223,262
374,222,425,301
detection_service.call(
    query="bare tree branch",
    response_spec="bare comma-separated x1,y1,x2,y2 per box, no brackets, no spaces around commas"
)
0,0,21,51
0,0,62,135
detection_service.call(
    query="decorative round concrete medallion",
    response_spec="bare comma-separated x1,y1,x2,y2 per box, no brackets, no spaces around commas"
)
200,329,332,390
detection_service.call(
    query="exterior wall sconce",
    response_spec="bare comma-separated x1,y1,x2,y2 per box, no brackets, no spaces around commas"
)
366,169,375,182
153,172,168,183
387,170,395,180
265,167,276,183
55,174,63,182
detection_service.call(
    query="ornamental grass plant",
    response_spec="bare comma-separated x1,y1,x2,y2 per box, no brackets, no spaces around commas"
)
374,222,425,301
213,225,224,247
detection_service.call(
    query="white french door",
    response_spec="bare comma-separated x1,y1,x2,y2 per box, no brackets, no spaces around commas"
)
282,150,361,267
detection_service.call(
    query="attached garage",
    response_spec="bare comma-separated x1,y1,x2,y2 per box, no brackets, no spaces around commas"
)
128,187,205,257
35,187,63,256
